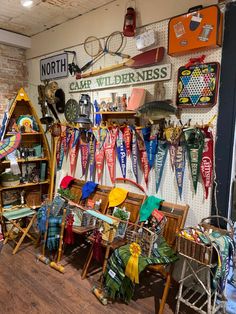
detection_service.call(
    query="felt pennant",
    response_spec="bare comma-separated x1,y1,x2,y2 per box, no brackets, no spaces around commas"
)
94,128,107,183
136,129,150,186
116,129,127,178
80,135,89,177
155,140,168,192
58,125,67,170
200,127,214,199
142,127,158,169
184,128,205,193
88,132,96,181
69,129,80,176
169,144,177,171
104,128,118,183
56,137,61,168
175,143,186,199
66,127,72,159
131,127,139,182
123,126,132,156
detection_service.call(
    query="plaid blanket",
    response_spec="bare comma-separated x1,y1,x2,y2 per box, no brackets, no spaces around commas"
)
104,236,178,302
46,216,62,251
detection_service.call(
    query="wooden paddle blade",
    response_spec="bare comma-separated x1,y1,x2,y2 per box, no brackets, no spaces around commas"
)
127,47,165,69
80,47,165,79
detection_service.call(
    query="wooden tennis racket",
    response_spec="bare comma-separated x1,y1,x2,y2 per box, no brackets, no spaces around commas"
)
81,31,130,72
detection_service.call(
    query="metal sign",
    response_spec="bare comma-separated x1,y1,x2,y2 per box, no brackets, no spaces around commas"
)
69,63,172,93
40,52,68,81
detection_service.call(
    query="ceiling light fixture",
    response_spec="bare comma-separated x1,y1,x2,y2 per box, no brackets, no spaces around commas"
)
21,0,33,7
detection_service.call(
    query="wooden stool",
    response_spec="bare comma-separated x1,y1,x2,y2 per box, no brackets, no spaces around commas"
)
2,207,37,254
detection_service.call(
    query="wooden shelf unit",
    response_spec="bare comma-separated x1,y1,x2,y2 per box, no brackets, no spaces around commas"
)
0,88,52,212
96,111,140,125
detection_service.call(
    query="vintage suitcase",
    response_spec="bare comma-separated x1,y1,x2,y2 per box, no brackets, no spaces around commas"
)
168,5,223,56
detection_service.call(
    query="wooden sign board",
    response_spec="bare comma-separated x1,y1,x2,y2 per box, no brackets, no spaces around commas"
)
69,63,172,93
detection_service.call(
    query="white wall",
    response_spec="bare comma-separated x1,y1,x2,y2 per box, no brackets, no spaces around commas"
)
27,0,217,59
26,0,221,228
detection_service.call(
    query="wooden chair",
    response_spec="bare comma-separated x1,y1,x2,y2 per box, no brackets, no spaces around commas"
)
71,184,112,235
147,201,189,314
81,189,146,279
2,207,37,254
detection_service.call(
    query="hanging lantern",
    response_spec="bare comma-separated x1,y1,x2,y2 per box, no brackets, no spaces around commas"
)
75,94,94,126
123,7,136,37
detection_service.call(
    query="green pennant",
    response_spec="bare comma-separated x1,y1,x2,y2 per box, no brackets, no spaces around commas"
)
184,128,205,193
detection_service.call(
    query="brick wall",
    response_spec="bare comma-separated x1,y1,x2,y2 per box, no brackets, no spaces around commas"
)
0,44,28,120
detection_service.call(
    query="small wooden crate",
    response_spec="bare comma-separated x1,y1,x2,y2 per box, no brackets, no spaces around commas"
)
125,225,158,257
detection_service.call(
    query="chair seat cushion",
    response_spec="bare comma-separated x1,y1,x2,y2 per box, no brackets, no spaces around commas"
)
3,207,35,220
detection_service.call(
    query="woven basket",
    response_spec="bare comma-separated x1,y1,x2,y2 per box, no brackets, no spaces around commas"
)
176,215,234,266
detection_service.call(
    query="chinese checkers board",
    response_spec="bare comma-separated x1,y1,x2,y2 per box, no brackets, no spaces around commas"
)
176,62,220,108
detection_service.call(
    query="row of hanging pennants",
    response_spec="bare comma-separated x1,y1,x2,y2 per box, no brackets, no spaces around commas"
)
56,122,214,200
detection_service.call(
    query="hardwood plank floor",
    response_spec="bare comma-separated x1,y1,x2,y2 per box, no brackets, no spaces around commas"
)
0,241,190,314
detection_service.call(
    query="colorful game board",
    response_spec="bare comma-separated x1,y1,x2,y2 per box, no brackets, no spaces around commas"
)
176,62,220,108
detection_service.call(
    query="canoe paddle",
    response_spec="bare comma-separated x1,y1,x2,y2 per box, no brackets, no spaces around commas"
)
77,47,165,79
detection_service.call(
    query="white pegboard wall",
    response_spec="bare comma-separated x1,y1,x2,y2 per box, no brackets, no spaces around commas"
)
27,15,222,227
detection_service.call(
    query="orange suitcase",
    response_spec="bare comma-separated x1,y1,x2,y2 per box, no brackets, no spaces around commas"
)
168,5,223,56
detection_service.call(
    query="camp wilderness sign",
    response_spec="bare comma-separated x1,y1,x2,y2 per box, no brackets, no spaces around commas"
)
69,64,171,92
40,52,68,81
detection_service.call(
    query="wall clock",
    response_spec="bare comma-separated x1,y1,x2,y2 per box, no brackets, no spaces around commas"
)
64,99,80,122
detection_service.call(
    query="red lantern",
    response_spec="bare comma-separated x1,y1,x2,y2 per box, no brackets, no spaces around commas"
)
123,7,136,37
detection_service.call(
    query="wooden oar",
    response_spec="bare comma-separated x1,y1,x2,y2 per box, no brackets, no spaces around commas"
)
78,47,165,79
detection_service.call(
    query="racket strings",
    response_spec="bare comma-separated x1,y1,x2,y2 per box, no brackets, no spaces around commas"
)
106,31,124,54
84,36,102,57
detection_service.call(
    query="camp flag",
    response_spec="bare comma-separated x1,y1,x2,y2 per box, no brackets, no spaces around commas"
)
155,140,168,192
123,126,132,156
131,127,139,182
56,137,61,168
142,127,157,169
66,126,72,159
169,144,177,171
58,125,67,170
104,128,118,183
184,128,205,193
80,136,89,177
89,132,96,181
94,128,106,183
69,128,80,176
116,129,127,178
136,129,150,186
200,127,214,199
175,143,186,199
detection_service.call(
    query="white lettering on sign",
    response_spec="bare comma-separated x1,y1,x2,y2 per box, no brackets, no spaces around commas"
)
69,64,172,93
40,53,68,81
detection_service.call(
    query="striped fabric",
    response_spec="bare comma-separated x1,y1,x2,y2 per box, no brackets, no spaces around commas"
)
3,207,35,220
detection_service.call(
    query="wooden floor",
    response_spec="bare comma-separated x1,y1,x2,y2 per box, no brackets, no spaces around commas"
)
0,241,192,314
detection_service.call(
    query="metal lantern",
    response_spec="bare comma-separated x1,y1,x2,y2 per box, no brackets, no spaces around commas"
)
75,94,94,125
40,102,54,125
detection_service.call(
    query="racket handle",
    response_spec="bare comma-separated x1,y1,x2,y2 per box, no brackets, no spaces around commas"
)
114,52,130,59
81,61,128,79
81,52,104,72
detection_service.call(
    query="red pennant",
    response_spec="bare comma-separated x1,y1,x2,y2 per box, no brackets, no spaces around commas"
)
56,137,61,167
136,129,150,186
104,128,118,183
61,125,67,156
95,143,104,183
200,128,213,199
80,139,89,177
123,126,132,156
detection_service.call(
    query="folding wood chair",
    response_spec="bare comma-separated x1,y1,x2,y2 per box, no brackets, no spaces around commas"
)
81,178,146,279
2,207,37,254
146,201,189,314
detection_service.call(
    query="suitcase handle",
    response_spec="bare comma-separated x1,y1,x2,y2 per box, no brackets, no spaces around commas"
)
188,5,203,13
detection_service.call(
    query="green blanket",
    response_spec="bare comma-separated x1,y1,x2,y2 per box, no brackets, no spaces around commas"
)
104,236,177,302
